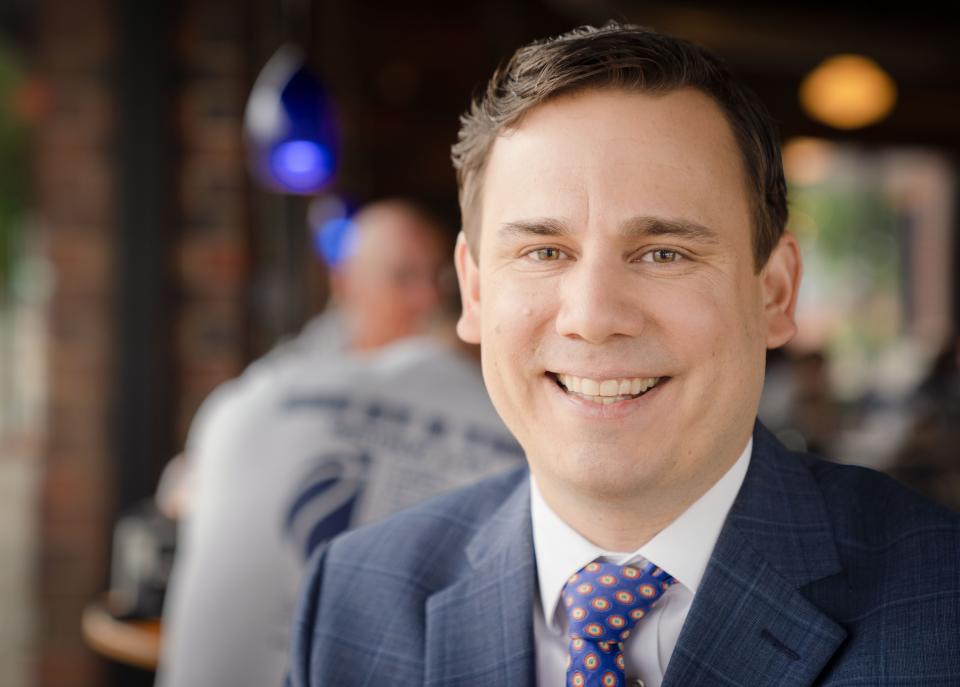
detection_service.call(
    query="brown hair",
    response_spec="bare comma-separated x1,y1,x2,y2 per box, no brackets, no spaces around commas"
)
451,22,787,271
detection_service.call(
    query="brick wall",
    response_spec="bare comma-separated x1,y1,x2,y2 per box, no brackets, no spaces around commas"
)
174,0,252,447
34,1,256,684
34,0,114,684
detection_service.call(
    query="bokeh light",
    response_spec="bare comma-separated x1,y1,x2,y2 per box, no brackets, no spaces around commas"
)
800,54,897,130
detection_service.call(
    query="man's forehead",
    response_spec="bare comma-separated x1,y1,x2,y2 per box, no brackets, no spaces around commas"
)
492,87,732,151
478,88,750,243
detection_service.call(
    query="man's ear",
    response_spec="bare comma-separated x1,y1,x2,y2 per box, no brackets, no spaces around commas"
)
454,232,481,344
762,232,802,349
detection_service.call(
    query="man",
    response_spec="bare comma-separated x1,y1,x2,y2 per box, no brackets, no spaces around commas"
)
156,198,468,687
287,24,960,687
156,331,521,687
255,197,451,364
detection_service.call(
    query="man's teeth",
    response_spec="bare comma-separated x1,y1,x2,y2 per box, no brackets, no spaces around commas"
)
556,373,661,403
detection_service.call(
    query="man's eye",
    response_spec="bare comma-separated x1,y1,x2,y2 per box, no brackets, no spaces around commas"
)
529,247,564,261
644,249,681,264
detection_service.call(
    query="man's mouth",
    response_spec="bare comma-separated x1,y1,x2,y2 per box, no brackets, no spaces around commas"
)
549,372,666,405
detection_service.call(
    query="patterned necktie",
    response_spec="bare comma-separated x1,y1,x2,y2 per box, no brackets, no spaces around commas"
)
561,559,675,687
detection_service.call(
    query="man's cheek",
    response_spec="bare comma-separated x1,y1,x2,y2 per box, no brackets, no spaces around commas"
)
486,280,555,324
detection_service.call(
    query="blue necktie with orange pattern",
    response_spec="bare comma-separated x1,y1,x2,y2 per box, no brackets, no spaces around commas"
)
561,559,675,687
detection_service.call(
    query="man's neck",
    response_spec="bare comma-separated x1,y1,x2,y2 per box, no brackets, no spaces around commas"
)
537,487,684,552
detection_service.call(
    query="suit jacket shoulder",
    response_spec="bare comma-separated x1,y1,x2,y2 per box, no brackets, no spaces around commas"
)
805,451,960,549
663,424,960,687
803,453,960,684
287,466,532,687
288,424,960,687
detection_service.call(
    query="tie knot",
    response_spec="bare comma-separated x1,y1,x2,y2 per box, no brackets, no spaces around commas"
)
561,559,675,646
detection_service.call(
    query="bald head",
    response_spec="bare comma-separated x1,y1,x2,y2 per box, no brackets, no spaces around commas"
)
332,199,449,351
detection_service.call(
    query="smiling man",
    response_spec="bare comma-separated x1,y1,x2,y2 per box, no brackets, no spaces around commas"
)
287,24,960,687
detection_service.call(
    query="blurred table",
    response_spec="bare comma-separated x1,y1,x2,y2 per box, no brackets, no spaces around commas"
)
81,594,162,671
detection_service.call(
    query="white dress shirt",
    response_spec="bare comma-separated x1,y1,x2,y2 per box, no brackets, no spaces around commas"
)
531,439,752,687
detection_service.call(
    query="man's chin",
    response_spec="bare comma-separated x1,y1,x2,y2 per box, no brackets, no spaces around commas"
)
538,448,667,497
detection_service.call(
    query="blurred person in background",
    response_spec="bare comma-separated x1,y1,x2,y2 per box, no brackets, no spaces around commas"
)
759,349,844,457
788,351,843,455
887,335,960,511
154,199,523,687
153,197,448,517
253,197,451,362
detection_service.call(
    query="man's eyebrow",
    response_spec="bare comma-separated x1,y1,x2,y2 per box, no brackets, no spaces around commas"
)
498,216,720,244
499,218,570,238
620,216,720,243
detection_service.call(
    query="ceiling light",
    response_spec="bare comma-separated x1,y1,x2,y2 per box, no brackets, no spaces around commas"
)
800,54,897,130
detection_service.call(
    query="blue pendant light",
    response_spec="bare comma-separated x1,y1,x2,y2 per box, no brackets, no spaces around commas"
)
244,45,338,194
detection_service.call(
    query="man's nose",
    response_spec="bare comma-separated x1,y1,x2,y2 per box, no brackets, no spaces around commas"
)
554,258,642,343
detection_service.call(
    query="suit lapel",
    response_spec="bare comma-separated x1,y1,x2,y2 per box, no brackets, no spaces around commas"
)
663,424,848,687
424,474,536,687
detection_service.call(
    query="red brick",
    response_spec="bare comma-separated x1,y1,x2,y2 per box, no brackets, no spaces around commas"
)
180,79,247,143
39,3,112,74
34,642,106,687
37,80,114,151
39,466,111,529
179,153,248,232
46,234,113,292
177,234,249,294
37,157,113,227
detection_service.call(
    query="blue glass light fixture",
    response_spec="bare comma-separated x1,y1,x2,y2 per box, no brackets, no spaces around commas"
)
244,45,338,194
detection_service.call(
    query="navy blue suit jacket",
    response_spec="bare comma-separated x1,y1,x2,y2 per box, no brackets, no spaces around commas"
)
287,423,960,685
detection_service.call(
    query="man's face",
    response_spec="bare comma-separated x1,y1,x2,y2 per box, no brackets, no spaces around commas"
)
456,88,799,506
341,207,446,350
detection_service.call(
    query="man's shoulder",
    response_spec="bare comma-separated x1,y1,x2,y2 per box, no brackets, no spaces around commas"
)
708,432,960,683
765,447,960,681
751,426,960,553
745,425,959,595
287,467,530,685
803,456,960,598
324,466,529,578
801,451,960,546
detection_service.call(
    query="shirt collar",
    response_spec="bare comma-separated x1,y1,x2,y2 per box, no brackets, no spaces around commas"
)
530,438,753,632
